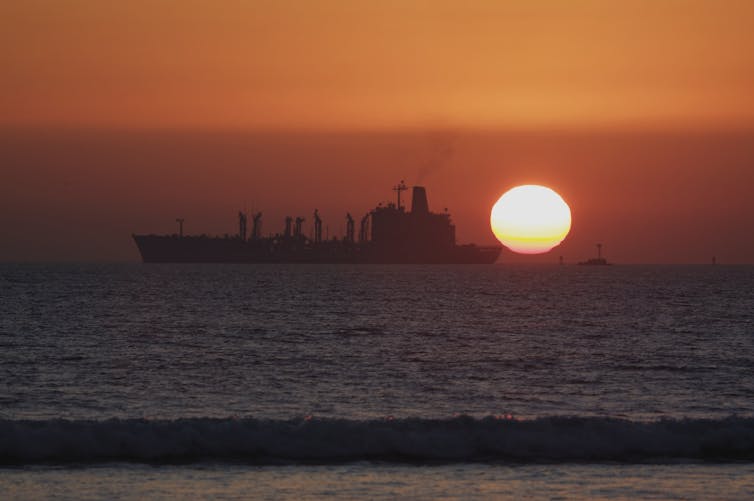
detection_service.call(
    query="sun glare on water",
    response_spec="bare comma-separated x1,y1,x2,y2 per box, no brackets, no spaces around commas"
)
490,185,572,254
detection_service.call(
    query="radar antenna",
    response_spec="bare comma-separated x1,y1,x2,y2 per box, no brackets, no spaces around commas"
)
393,180,407,210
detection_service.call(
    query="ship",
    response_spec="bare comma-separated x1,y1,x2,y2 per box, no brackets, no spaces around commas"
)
578,243,611,265
133,183,502,264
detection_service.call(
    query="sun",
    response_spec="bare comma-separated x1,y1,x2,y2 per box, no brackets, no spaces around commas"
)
490,185,572,254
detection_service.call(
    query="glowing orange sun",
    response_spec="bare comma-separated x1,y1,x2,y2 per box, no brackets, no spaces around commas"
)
490,185,572,254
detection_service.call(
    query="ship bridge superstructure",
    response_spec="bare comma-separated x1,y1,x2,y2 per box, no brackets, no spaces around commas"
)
370,185,456,255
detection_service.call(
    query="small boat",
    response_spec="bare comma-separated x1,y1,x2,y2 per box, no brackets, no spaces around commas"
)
578,243,611,265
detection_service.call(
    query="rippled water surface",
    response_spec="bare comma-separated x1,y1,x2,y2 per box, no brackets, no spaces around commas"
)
2,263,753,498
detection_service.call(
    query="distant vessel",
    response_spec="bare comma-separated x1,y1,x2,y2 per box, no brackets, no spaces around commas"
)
133,183,502,264
578,243,611,266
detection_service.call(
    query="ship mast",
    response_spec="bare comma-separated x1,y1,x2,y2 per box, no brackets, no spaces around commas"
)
252,212,263,240
176,218,184,238
314,209,322,244
238,212,247,241
359,213,370,242
294,217,305,238
393,180,407,210
345,213,355,243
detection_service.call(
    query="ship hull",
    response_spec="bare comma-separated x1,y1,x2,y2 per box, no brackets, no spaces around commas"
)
133,235,501,264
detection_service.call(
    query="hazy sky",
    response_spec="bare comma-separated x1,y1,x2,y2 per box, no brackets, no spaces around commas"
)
4,0,754,129
1,1,754,262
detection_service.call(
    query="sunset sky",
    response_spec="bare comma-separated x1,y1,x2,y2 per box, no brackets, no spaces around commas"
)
2,0,754,262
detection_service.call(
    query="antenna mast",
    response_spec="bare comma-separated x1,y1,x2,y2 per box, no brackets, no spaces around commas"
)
176,218,184,238
393,180,407,210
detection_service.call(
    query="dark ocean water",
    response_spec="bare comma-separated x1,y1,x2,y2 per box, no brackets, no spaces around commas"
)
2,263,754,498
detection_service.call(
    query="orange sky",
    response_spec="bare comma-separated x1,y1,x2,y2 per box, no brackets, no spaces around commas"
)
1,1,754,263
3,0,754,129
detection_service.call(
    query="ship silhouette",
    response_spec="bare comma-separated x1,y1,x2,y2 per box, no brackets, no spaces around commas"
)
133,183,502,264
578,243,611,265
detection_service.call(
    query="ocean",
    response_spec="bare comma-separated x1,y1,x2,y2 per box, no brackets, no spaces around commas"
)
2,263,754,499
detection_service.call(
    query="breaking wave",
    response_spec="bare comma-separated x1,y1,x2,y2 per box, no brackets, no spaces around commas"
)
2,415,754,465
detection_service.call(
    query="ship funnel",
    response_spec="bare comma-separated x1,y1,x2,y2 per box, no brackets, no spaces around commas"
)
411,186,429,214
